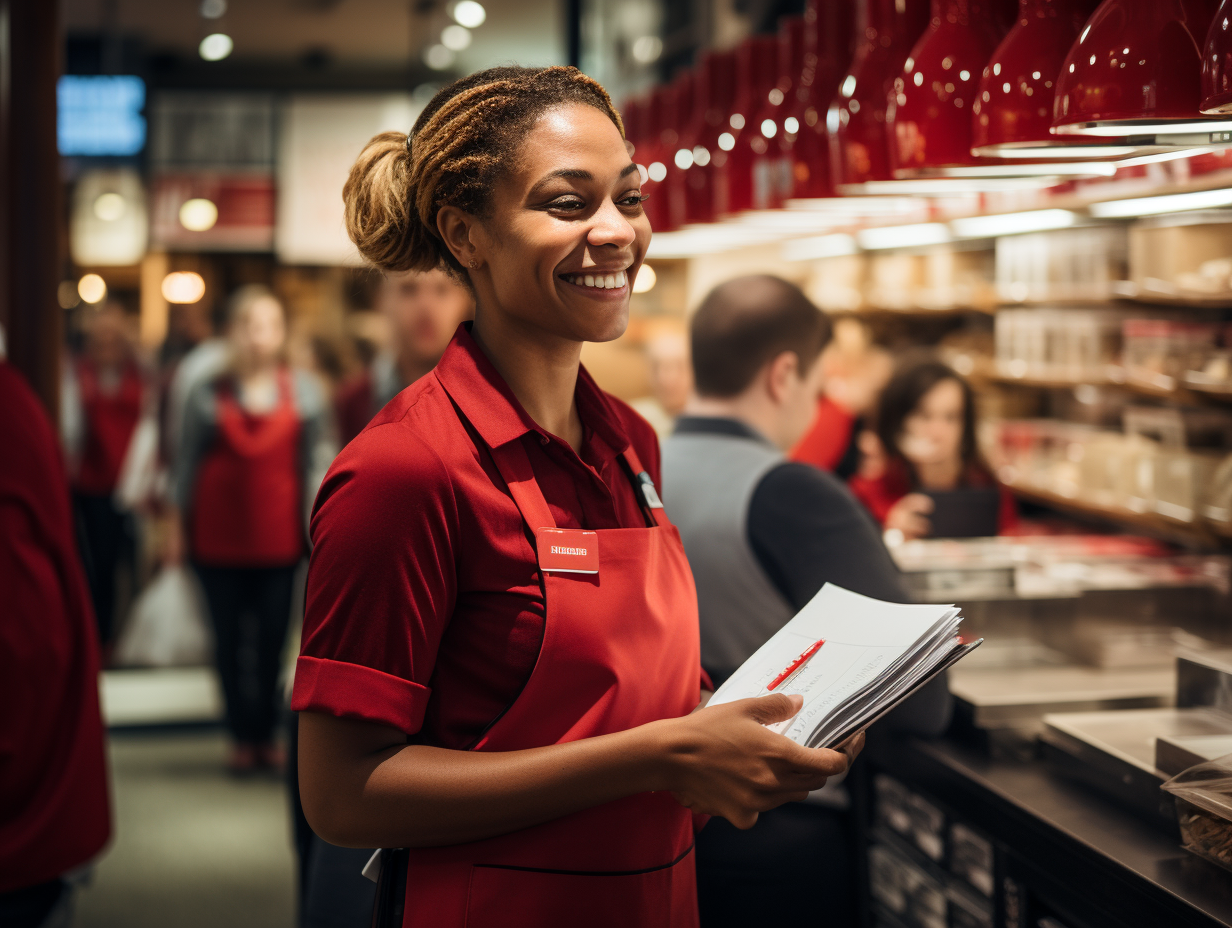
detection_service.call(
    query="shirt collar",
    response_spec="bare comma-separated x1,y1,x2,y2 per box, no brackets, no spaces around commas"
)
673,415,775,447
434,322,632,456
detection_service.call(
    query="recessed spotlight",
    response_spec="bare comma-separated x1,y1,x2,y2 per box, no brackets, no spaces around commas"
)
199,0,226,19
199,33,233,61
441,25,472,51
93,192,126,221
424,44,456,70
78,274,107,304
452,0,486,28
179,198,218,232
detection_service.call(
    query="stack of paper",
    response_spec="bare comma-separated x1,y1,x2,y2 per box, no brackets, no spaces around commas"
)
709,584,980,749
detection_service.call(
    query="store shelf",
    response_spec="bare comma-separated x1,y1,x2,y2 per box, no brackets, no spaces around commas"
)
1007,482,1223,549
984,371,1232,405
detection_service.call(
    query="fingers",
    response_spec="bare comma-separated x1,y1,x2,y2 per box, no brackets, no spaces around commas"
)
742,692,803,726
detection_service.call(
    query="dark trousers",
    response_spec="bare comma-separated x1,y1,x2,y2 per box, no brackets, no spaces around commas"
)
73,491,134,645
194,563,296,744
696,802,857,928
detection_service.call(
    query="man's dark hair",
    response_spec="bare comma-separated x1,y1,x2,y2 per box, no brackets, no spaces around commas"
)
690,275,832,398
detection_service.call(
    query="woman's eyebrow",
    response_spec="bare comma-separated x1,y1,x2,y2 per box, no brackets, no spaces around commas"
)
530,163,640,191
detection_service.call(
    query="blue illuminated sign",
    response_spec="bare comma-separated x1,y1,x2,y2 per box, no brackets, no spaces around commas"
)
58,75,146,156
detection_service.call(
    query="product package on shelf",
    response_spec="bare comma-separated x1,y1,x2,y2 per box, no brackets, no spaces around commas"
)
1162,752,1232,873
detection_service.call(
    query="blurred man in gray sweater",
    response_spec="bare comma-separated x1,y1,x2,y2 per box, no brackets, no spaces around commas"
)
662,275,951,928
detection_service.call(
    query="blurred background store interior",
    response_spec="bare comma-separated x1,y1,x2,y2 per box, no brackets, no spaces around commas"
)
11,0,1232,926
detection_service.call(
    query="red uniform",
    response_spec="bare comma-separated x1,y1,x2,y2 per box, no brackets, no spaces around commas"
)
74,357,143,495
295,325,706,926
791,395,857,473
849,459,1020,534
190,370,304,567
0,363,111,892
334,370,376,447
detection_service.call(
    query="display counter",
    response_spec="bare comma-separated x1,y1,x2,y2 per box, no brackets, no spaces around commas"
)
863,735,1232,928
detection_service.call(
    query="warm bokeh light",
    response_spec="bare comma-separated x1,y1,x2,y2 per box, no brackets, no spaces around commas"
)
199,0,226,18
78,273,107,304
179,197,219,231
93,192,127,221
199,33,233,61
633,264,657,294
452,0,486,28
161,271,207,304
424,44,455,70
58,280,81,309
441,25,472,51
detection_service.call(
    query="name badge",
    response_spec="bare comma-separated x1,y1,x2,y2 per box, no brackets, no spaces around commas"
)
536,527,599,574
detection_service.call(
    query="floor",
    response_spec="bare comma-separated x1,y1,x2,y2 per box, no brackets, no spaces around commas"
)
74,730,297,928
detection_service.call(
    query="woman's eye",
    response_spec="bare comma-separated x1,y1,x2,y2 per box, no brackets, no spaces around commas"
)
547,197,586,211
620,193,648,207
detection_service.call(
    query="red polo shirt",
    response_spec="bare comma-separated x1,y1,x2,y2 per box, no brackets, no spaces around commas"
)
293,324,683,750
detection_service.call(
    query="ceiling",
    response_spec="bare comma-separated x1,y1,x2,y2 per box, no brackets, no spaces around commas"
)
61,0,565,76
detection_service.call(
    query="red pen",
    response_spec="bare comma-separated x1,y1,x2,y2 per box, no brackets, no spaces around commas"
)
767,639,825,691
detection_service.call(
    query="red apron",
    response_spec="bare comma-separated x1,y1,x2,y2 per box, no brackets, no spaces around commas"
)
190,370,304,567
74,358,142,496
400,429,703,927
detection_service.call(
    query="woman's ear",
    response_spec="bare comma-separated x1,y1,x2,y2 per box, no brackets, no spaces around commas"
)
436,206,483,270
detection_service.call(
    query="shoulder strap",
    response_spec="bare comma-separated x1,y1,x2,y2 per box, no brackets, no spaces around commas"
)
489,437,558,532
619,446,670,527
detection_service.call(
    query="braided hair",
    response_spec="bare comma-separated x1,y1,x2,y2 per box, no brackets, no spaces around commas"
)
343,66,624,278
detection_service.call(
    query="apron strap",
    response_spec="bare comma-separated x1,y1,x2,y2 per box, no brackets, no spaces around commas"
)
619,447,670,528
489,438,558,532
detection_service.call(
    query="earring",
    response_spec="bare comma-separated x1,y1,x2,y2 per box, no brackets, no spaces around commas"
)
469,259,478,269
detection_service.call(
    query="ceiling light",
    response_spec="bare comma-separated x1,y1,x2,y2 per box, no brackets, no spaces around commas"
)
441,25,472,51
78,273,107,304
950,209,1080,239
162,271,206,304
451,0,486,28
631,35,663,64
199,33,233,61
199,0,226,18
632,264,657,293
783,234,859,262
424,44,456,70
857,222,951,250
179,198,218,232
1089,187,1232,218
93,192,126,221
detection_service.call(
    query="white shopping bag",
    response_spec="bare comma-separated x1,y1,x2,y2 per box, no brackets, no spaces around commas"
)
113,414,161,511
114,567,212,667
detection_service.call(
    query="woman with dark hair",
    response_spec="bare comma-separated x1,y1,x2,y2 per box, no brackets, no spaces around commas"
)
849,356,1018,540
292,66,858,927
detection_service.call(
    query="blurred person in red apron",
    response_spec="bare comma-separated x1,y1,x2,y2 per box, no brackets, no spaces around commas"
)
335,267,473,446
1,362,111,927
62,299,148,651
293,66,860,928
169,285,336,773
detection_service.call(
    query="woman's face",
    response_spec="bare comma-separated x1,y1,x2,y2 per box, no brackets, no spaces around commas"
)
899,377,965,467
467,103,650,344
232,296,286,367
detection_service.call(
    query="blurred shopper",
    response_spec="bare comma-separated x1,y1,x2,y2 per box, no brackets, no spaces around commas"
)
661,276,951,928
629,323,692,440
335,267,473,445
170,285,335,773
792,331,892,480
1,362,111,928
61,299,147,650
850,356,1018,541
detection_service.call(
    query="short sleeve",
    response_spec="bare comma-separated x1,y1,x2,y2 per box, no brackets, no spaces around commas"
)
292,420,459,735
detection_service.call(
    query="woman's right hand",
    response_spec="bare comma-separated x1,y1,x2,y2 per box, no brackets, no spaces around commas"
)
886,492,933,540
658,693,851,829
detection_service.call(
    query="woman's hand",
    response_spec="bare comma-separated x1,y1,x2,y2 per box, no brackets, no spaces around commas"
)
658,693,852,829
886,492,933,540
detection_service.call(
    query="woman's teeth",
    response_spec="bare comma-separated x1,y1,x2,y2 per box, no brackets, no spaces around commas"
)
564,270,628,290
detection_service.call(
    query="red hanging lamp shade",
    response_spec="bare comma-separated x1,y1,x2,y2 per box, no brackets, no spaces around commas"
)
664,68,696,230
1202,0,1232,112
714,34,779,217
752,15,808,209
639,84,676,232
972,0,1132,156
1052,0,1226,138
889,0,1007,173
786,0,857,198
676,50,737,225
830,0,933,186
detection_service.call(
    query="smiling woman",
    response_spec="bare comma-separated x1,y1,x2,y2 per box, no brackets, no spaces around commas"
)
296,66,858,928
